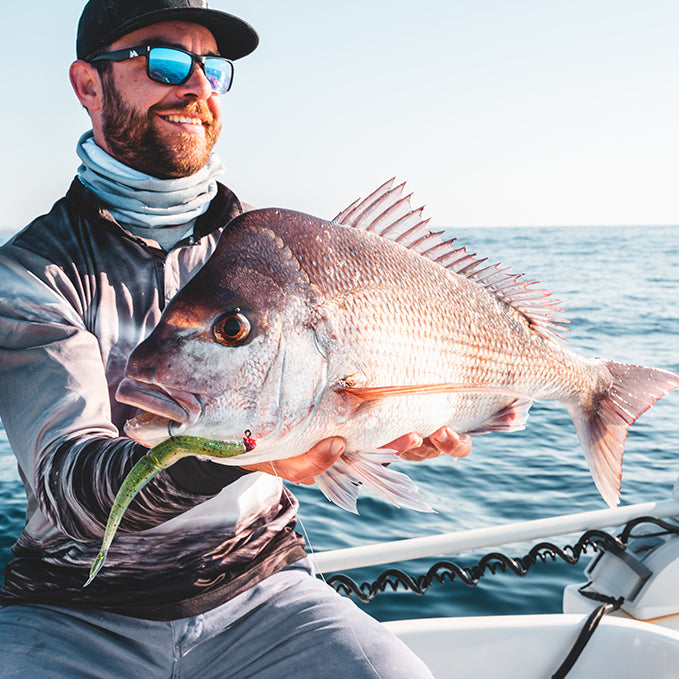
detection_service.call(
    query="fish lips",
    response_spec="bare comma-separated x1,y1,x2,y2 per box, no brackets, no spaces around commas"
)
116,378,203,427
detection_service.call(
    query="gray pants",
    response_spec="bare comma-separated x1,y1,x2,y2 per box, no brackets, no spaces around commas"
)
0,559,432,678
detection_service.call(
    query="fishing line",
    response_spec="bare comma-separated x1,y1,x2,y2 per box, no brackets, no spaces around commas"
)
267,462,386,679
267,462,327,584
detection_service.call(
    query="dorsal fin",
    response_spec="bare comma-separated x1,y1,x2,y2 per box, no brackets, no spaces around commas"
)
332,179,569,339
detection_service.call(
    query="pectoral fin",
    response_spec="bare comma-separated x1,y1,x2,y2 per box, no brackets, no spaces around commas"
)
337,383,525,414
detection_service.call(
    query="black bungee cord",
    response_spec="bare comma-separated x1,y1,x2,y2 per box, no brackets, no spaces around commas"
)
325,516,679,679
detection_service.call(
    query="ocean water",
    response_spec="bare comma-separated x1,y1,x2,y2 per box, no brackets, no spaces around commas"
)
1,224,677,622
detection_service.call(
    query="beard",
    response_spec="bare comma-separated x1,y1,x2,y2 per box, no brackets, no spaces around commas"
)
100,73,221,179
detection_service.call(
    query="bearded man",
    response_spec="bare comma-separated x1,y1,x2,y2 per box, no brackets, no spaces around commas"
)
0,1,470,676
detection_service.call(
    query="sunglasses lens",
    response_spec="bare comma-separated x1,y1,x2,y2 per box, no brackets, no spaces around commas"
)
148,48,233,94
148,47,193,85
204,57,233,94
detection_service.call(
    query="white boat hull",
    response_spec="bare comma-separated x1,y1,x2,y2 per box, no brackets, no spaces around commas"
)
386,614,679,678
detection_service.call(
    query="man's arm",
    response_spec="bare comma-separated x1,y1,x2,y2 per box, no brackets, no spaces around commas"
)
0,249,238,542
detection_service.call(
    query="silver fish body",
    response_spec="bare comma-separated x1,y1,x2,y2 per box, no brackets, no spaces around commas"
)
117,180,679,511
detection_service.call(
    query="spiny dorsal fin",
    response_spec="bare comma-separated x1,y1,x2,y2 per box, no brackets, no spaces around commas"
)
332,179,569,339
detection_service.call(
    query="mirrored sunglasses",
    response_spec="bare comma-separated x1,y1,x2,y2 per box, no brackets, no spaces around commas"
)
89,45,234,94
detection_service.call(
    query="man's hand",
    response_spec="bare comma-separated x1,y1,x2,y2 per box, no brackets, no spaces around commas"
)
240,437,346,485
240,427,471,484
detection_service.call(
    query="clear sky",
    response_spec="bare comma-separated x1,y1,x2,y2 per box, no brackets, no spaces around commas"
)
1,0,677,232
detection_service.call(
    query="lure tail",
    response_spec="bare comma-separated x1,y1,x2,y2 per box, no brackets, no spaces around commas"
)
84,436,248,587
568,361,679,508
84,452,167,587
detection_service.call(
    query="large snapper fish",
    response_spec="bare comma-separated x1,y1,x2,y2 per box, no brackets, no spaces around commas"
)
85,180,678,583
119,179,679,507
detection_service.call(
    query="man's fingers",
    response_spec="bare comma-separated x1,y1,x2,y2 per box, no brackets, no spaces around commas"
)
395,427,472,461
380,432,423,453
429,427,472,457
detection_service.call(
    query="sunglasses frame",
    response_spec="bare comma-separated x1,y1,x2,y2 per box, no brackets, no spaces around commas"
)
88,44,234,94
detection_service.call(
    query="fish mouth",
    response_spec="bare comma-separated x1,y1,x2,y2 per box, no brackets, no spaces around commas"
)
116,378,203,426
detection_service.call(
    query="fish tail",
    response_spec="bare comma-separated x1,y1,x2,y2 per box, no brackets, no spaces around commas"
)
567,361,679,508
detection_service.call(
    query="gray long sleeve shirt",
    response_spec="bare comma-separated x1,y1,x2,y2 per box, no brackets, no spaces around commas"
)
0,179,306,620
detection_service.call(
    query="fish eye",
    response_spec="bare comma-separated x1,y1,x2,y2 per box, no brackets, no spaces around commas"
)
213,310,252,346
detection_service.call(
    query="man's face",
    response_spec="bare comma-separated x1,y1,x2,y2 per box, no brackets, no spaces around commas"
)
96,21,223,178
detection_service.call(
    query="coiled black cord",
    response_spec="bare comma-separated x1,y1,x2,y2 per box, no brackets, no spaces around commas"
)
326,516,678,603
327,528,623,603
326,516,679,679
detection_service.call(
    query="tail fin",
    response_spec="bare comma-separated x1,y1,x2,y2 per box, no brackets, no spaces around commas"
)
568,361,679,508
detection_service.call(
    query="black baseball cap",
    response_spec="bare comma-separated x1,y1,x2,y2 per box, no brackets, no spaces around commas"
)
76,0,259,60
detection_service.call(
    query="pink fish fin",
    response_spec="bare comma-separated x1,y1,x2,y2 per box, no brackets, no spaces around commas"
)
567,361,679,508
337,383,526,414
315,450,434,513
332,196,364,225
465,397,534,435
332,178,430,238
332,179,570,339
333,178,398,227
314,461,362,513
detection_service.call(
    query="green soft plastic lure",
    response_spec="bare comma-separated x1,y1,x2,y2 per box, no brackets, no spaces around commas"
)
84,434,255,587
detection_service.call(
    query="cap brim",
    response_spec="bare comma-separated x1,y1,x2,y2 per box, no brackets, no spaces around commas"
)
83,8,258,60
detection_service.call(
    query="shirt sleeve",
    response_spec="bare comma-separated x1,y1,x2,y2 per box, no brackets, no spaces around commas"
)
0,245,247,542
